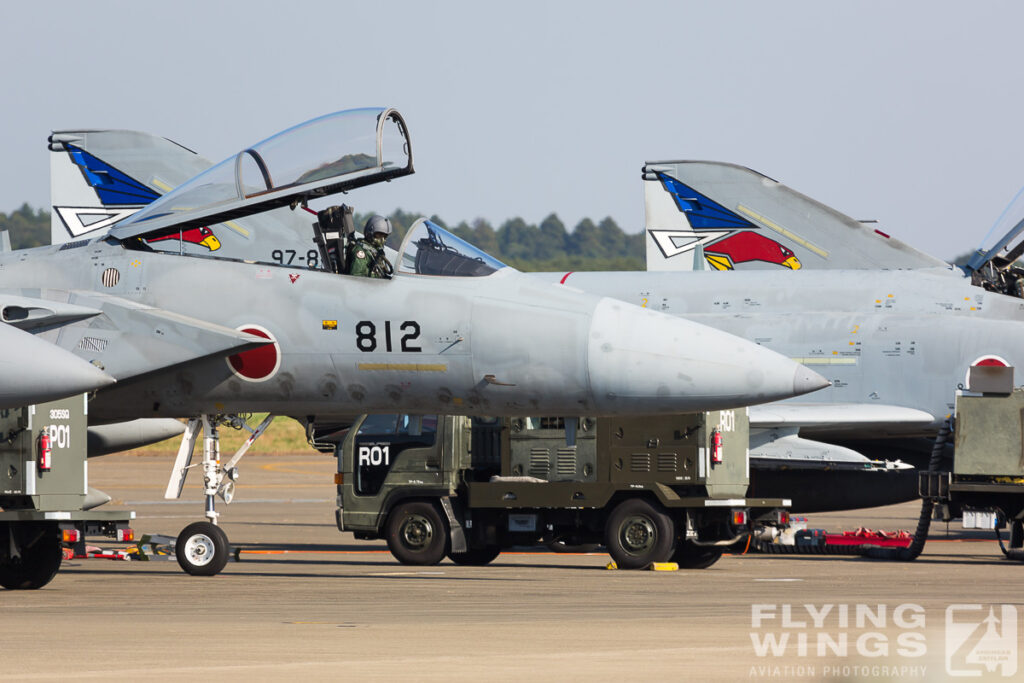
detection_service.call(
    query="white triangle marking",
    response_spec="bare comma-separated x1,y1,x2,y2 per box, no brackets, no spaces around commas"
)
648,229,729,259
55,206,140,238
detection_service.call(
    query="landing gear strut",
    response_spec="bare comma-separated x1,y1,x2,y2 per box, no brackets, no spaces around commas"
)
164,414,274,576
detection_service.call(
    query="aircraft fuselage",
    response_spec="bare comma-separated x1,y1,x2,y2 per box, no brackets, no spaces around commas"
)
539,266,1024,437
0,239,825,421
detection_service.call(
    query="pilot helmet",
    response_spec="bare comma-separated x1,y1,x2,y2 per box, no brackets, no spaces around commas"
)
364,215,392,238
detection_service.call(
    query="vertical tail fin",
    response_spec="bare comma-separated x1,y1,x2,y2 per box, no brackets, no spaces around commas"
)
643,160,947,271
48,130,209,244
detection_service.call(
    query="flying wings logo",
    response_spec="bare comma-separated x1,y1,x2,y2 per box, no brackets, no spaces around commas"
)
650,173,802,270
145,226,222,252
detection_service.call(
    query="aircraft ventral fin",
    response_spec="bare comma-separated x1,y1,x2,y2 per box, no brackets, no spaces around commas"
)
643,161,947,272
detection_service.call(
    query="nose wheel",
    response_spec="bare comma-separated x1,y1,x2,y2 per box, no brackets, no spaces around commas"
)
175,521,230,576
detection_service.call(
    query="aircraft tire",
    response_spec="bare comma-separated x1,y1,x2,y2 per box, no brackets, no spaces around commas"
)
176,521,229,576
671,541,724,569
386,501,448,565
0,523,62,590
605,499,676,569
448,546,501,565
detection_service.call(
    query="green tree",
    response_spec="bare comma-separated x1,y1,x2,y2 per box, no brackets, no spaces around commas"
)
0,203,50,249
568,218,605,259
537,213,568,257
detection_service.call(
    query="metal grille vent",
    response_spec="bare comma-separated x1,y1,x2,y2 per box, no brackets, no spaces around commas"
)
630,453,651,472
556,447,577,476
657,453,678,472
529,448,551,478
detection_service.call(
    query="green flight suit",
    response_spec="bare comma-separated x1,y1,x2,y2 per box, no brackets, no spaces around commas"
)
348,238,391,278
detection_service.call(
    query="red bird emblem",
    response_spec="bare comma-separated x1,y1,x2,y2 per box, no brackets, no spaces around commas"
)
704,231,801,270
145,226,221,251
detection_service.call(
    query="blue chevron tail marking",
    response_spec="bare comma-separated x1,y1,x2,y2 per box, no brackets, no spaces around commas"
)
66,144,161,206
657,172,754,231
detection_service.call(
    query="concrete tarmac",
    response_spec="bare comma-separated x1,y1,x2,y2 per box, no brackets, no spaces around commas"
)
2,453,1023,682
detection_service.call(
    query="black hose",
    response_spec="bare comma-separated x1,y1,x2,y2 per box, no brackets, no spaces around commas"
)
863,419,951,561
994,521,1024,561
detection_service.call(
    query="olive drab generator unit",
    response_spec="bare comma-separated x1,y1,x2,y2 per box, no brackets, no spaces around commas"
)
0,394,134,589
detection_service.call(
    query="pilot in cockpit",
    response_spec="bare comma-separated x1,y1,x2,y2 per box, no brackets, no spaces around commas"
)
349,215,395,279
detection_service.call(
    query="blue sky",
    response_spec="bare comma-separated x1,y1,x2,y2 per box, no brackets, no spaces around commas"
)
3,1,1023,260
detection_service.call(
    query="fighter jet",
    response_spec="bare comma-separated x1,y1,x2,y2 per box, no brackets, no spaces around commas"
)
0,110,826,571
528,160,1024,512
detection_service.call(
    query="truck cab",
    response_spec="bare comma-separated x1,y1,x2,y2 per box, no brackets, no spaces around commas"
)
336,410,789,569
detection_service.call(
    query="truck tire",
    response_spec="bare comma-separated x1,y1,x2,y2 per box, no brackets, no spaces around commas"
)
176,521,230,576
448,546,501,565
605,499,676,569
0,523,62,590
386,501,449,565
672,541,724,569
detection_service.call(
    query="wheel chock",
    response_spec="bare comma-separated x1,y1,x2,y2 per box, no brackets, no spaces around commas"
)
604,561,679,571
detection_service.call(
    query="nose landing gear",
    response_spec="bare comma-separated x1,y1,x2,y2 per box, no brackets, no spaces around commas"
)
164,414,275,575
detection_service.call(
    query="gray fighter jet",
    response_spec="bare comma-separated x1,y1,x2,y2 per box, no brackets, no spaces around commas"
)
528,160,1024,512
0,110,825,569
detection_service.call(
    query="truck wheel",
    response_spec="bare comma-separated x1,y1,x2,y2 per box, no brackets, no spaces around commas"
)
176,522,230,576
605,499,676,569
672,541,724,569
386,501,449,565
0,524,62,590
448,546,501,565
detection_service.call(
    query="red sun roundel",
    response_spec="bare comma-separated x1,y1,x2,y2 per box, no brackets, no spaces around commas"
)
972,355,1009,367
227,324,281,382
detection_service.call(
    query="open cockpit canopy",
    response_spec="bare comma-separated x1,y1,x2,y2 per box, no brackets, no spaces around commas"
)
110,108,412,240
396,219,507,277
966,188,1024,297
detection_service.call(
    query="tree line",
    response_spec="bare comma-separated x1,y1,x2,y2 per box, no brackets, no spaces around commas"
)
1,205,645,271
360,209,644,271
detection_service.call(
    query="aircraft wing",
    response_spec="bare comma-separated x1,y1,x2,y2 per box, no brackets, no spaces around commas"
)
2,289,270,388
51,290,271,383
643,160,949,272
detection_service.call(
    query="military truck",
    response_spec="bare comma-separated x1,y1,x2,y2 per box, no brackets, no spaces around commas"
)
0,394,134,589
335,410,789,569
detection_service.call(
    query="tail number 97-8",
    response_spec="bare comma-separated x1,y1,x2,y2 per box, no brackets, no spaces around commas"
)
356,321,421,352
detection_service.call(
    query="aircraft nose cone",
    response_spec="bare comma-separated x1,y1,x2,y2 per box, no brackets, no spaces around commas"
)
586,298,827,413
793,365,831,397
0,324,116,409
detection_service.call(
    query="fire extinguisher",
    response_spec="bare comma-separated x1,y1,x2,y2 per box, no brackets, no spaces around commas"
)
39,427,52,471
711,428,723,464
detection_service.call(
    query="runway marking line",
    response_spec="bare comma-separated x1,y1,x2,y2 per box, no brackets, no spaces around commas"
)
236,549,601,556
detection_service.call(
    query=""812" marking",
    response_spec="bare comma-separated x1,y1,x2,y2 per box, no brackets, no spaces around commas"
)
356,321,421,352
